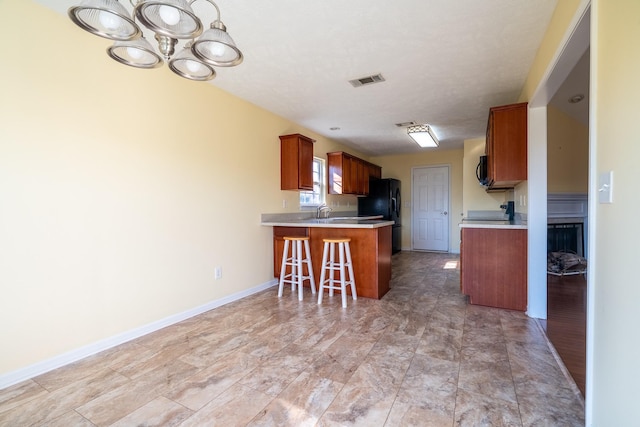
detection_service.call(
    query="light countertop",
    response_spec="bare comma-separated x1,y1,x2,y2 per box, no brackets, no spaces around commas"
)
459,219,527,230
261,216,394,229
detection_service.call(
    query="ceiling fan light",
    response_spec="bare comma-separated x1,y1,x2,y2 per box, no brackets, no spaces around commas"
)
407,124,439,148
68,0,141,40
134,0,202,39
107,37,163,69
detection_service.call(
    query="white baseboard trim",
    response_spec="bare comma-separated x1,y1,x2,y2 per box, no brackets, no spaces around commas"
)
0,279,278,390
401,248,460,255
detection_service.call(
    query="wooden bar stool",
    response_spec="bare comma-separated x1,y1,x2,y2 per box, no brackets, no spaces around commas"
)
278,236,316,301
317,237,357,308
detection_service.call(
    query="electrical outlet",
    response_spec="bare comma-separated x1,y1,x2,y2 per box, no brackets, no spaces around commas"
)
214,267,222,280
282,199,287,208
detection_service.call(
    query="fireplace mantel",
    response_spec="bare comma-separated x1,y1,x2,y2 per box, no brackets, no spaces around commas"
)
548,193,588,220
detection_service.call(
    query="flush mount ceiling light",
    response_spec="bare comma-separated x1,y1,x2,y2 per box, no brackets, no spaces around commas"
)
68,0,242,81
407,124,439,148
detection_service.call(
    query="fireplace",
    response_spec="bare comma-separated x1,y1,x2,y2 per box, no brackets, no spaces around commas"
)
547,193,588,258
548,222,584,256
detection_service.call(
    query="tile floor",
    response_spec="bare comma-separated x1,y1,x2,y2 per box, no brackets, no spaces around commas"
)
0,252,585,426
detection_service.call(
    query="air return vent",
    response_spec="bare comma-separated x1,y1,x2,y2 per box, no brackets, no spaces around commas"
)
349,73,386,87
395,121,416,127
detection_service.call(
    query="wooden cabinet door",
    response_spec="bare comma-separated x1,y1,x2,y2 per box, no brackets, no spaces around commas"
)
356,159,367,195
344,154,357,194
327,151,382,195
280,134,314,191
460,228,527,311
370,164,382,180
327,152,345,194
486,102,527,189
298,137,314,190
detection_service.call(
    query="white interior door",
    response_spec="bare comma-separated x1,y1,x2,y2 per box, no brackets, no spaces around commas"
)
412,166,450,251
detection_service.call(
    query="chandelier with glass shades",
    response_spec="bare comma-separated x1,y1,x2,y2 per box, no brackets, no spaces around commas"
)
68,0,243,81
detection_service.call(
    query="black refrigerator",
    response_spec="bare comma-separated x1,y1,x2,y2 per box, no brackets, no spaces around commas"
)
357,178,401,253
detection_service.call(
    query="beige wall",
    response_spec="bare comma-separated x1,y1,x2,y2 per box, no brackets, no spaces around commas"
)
0,0,358,376
547,105,589,193
590,0,640,423
371,149,463,253
519,0,584,102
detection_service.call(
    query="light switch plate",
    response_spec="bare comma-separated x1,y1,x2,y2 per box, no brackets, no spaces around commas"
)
598,171,613,204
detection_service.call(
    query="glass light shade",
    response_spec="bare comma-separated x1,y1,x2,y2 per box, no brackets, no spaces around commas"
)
134,0,202,39
407,125,439,148
191,26,243,67
69,0,141,40
107,38,163,68
169,47,216,81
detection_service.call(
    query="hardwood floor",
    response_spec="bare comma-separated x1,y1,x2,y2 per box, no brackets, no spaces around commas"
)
541,273,587,396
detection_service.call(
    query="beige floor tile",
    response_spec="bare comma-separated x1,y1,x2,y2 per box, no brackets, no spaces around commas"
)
110,396,193,427
238,343,323,396
515,380,585,426
247,371,344,427
385,400,455,427
76,359,198,426
457,359,518,404
42,410,95,427
416,324,463,362
167,350,261,410
114,337,209,379
178,383,273,427
306,332,378,383
0,367,129,426
317,382,396,427
454,388,522,427
0,380,48,415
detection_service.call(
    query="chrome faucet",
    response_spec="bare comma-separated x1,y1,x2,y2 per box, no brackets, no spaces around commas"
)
316,203,332,219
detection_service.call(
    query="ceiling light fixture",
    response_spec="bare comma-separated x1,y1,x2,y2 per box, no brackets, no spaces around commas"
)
407,124,439,148
68,0,242,81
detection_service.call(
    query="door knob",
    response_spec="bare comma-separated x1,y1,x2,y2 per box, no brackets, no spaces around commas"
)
442,211,448,216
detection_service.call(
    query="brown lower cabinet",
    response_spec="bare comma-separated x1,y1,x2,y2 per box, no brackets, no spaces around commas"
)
460,227,527,311
272,226,392,299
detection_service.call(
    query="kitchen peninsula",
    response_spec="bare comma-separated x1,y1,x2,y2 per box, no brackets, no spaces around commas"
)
261,215,394,299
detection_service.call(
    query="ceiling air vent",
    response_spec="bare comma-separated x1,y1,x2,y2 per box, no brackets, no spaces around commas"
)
395,121,416,127
349,73,386,88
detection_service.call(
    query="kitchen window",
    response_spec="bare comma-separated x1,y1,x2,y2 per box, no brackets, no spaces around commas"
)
300,157,326,207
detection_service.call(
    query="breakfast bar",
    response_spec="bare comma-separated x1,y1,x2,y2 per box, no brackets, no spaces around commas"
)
261,216,394,299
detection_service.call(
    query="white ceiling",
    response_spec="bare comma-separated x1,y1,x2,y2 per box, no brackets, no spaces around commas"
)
549,48,590,126
35,0,561,156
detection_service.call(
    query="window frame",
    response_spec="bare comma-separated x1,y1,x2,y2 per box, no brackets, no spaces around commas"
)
299,157,326,208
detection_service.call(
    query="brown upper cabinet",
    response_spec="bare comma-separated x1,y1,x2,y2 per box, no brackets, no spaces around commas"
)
327,151,381,195
280,133,314,191
485,102,527,190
